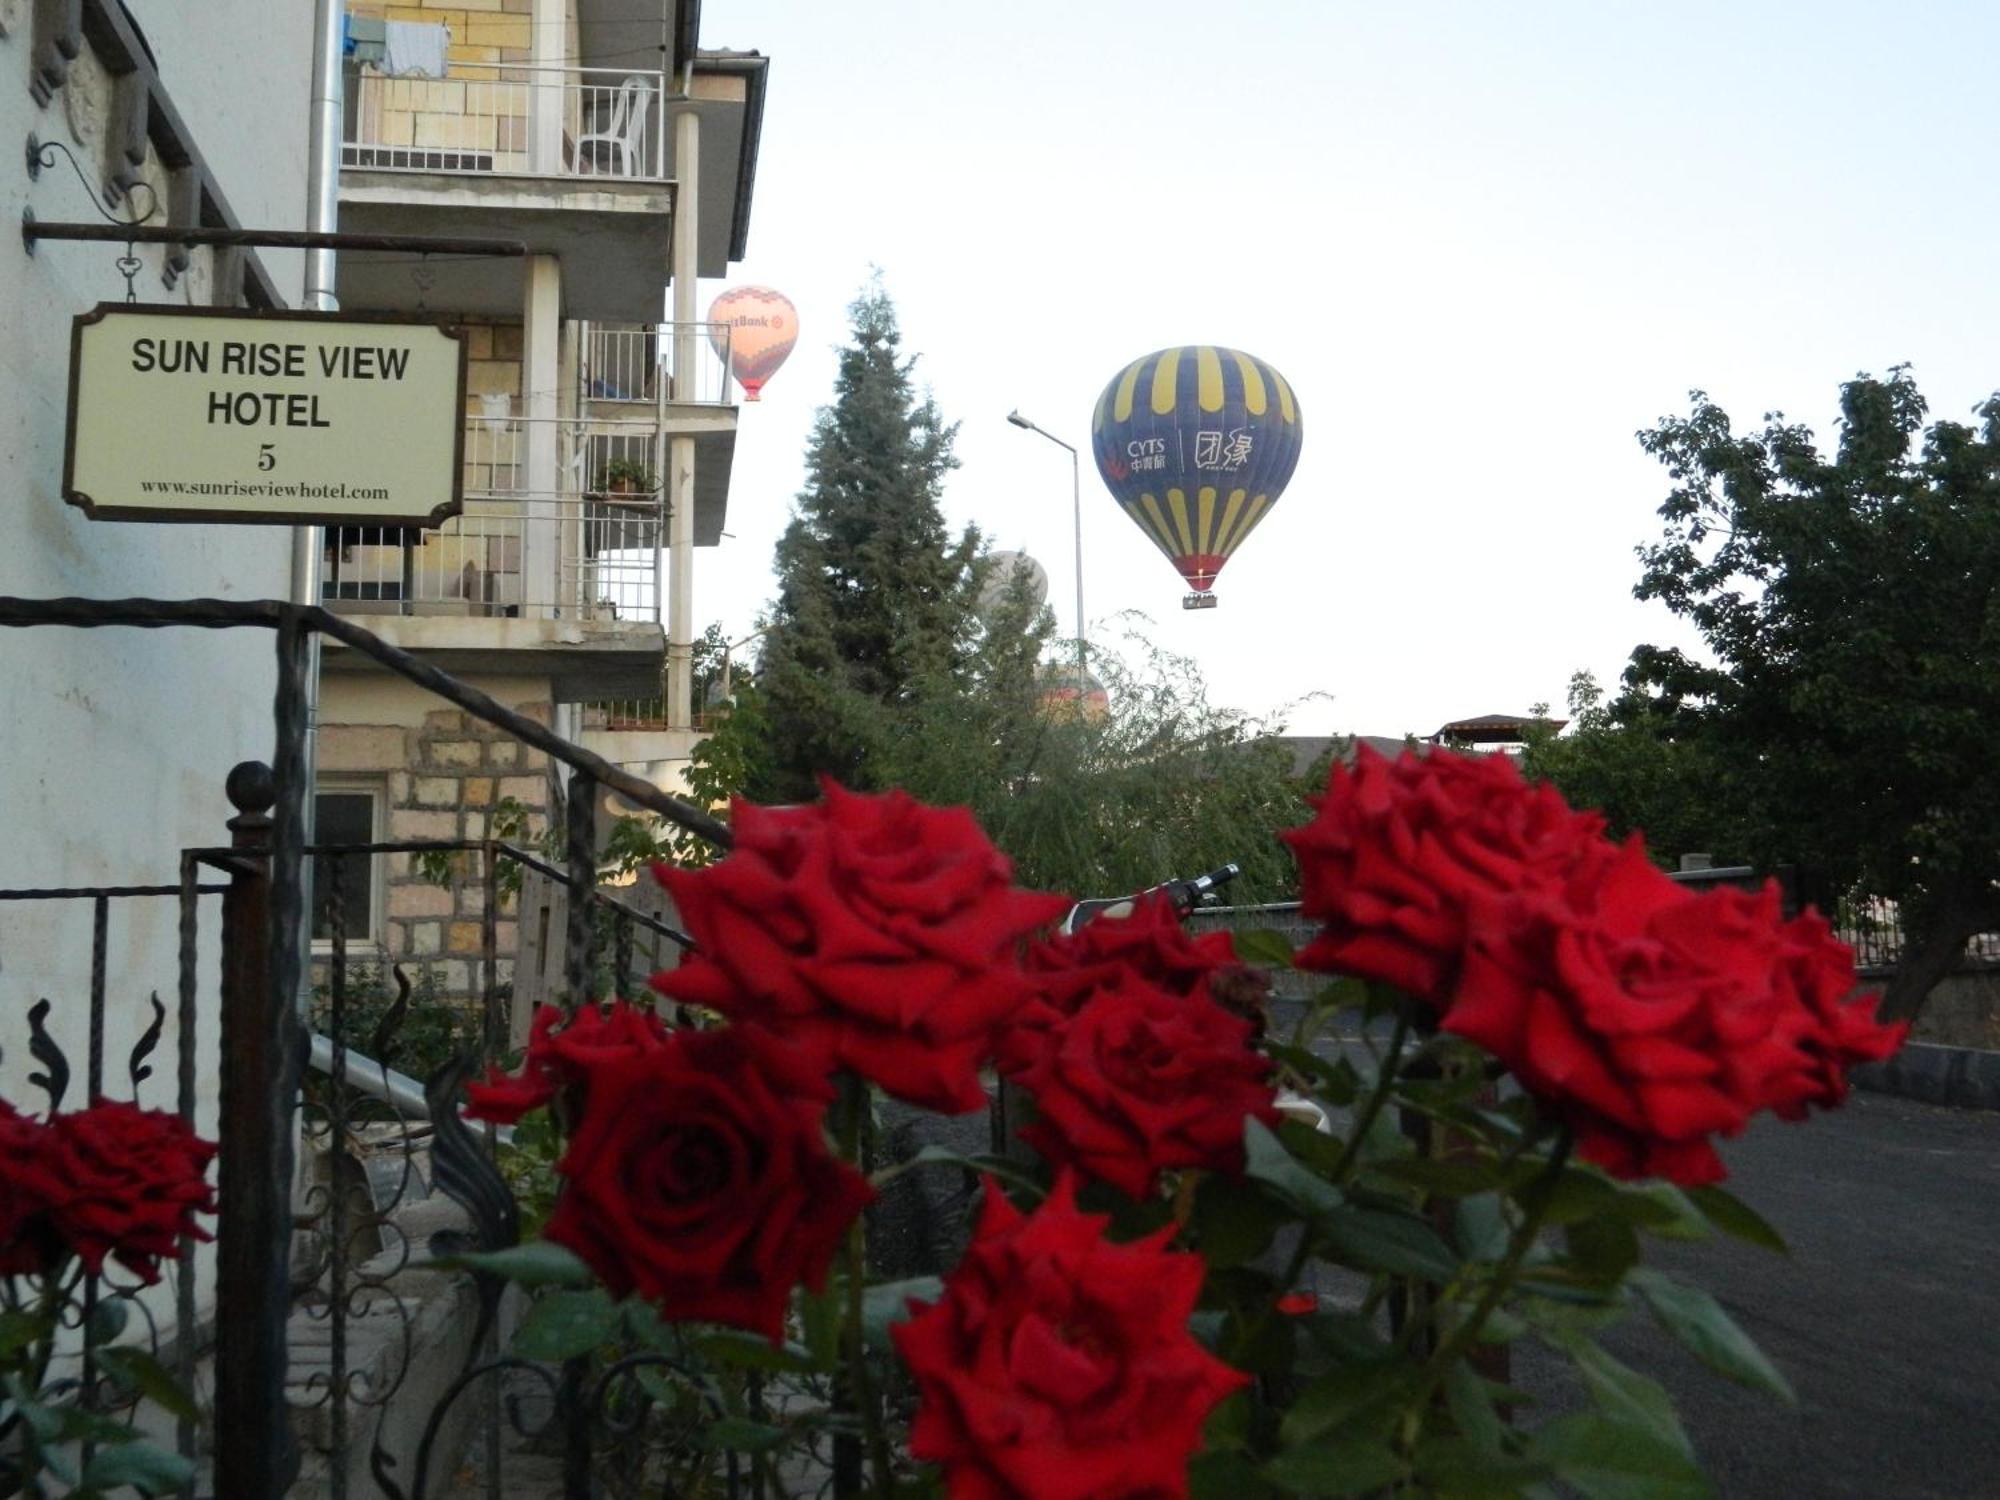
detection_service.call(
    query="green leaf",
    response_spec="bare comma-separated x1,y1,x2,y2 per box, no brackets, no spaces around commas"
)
699,1417,788,1453
1686,1185,1788,1255
1263,1439,1407,1496
1369,1153,1509,1197
1442,1360,1505,1453
1455,1193,1510,1262
1570,1340,1695,1461
1190,1450,1285,1500
1234,928,1297,969
1563,1216,1641,1283
1279,1360,1418,1447
862,1276,943,1351
798,1283,843,1368
1244,1117,1343,1219
1529,1412,1713,1500
692,1329,821,1374
1297,1312,1392,1366
78,1439,199,1495
1203,1389,1254,1452
1415,1435,1552,1498
1318,1204,1460,1282
1190,1173,1288,1269
442,1239,593,1288
0,1310,46,1359
510,1289,621,1361
96,1346,200,1423
1629,1271,1794,1404
87,1296,131,1346
1610,1181,1708,1241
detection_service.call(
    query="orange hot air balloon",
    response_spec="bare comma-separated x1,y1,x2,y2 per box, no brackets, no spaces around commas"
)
707,286,798,401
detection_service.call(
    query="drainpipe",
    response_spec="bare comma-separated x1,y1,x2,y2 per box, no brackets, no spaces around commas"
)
294,0,344,975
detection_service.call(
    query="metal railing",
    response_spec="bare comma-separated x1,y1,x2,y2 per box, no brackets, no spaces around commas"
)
579,321,736,407
322,497,664,625
1836,894,2000,973
342,63,668,181
461,412,663,500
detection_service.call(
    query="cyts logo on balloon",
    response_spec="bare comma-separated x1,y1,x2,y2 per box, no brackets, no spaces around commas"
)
707,286,798,401
1091,346,1301,609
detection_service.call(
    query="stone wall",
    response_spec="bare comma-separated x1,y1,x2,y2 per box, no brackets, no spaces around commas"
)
319,702,556,998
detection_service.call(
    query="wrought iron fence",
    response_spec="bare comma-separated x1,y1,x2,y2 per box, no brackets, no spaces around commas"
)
0,595,733,1496
1833,893,2000,973
0,878,226,1494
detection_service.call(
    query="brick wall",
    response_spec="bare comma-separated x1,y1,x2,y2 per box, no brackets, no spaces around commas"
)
319,703,554,998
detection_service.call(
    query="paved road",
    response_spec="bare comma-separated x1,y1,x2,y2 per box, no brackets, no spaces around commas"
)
1520,1091,2000,1499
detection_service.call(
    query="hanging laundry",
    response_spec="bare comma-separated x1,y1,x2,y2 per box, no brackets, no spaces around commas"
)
383,21,449,79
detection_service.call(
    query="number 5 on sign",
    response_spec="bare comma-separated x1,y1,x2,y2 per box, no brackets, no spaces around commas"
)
258,444,275,472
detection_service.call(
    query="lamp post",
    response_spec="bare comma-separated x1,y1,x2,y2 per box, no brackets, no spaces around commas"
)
1006,409,1087,698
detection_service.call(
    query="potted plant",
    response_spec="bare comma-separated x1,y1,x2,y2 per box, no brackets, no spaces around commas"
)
595,458,656,497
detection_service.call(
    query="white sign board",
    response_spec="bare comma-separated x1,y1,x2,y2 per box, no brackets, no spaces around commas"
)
65,304,467,526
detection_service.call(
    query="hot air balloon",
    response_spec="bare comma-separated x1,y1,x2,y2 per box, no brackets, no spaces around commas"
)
976,550,1050,622
707,286,798,401
1090,346,1302,608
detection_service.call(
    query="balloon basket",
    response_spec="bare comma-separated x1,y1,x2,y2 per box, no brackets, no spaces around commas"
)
1182,592,1218,611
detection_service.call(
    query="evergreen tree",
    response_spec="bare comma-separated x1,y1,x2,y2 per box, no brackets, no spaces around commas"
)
753,279,979,799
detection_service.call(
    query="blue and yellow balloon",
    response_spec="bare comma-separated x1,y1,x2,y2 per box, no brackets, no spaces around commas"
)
1091,346,1302,608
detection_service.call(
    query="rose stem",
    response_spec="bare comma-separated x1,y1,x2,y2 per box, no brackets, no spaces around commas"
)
1329,999,1415,1183
834,1073,894,1499
1404,1126,1575,1445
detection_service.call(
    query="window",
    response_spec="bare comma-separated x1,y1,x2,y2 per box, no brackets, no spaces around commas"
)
313,790,380,944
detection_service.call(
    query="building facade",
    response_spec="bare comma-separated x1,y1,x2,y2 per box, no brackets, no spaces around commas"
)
0,0,311,1118
312,0,765,996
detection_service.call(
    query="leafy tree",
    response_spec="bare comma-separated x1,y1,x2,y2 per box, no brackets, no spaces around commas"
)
1617,367,2000,1018
753,278,979,800
878,616,1315,904
1519,671,1758,870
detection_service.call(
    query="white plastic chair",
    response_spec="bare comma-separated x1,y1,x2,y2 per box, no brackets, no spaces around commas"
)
574,76,652,177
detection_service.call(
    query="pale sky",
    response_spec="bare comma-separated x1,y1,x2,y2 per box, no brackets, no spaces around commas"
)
695,1,1995,739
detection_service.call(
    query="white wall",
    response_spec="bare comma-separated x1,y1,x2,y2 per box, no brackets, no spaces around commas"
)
0,0,310,1136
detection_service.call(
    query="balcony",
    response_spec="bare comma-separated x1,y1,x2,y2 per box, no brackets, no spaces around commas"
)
335,63,676,323
322,498,663,625
342,64,668,181
580,322,736,408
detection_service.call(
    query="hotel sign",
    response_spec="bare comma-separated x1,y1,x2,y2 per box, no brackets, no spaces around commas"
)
64,304,467,527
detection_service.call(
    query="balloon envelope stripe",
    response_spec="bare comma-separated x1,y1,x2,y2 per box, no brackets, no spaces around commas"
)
1150,348,1182,416
1167,488,1196,554
1232,350,1268,416
1196,347,1225,412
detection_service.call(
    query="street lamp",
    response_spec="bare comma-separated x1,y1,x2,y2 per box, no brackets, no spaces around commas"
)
1006,409,1087,698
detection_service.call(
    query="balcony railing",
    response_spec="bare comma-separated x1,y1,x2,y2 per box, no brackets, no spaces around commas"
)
323,498,663,625
580,323,736,407
462,414,663,501
342,63,668,181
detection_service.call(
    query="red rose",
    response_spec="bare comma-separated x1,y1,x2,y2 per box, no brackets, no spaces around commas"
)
1280,745,1615,1002
0,1101,62,1277
38,1102,217,1283
1017,972,1278,1199
1443,851,1902,1185
465,999,672,1124
1764,909,1908,1114
893,1175,1247,1500
997,891,1238,1076
543,1026,873,1340
652,782,1071,1113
